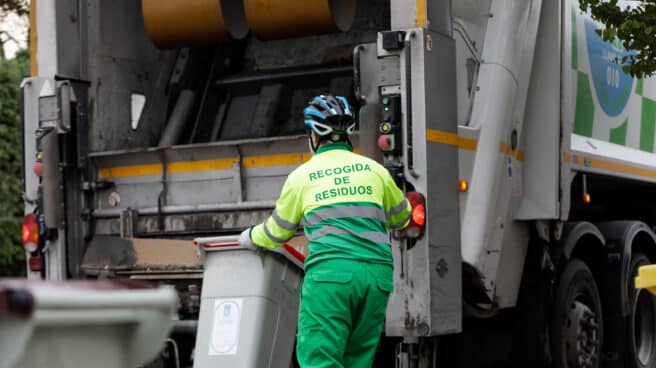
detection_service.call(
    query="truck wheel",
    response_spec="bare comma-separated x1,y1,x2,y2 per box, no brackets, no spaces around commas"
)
551,258,603,368
628,253,656,368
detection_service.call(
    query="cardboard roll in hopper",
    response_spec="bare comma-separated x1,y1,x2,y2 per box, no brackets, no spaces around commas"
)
142,0,248,48
244,0,356,40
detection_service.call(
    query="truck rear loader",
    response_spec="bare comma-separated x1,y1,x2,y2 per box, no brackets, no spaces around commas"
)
19,0,656,367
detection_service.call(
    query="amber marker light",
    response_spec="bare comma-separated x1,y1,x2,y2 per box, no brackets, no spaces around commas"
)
459,179,469,192
583,193,591,204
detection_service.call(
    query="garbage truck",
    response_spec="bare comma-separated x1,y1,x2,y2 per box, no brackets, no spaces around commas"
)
19,0,656,366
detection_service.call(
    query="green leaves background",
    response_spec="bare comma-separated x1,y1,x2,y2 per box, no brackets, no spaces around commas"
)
580,0,656,77
0,49,29,276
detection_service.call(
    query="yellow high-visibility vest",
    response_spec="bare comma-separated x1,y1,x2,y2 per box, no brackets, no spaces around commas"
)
251,141,411,270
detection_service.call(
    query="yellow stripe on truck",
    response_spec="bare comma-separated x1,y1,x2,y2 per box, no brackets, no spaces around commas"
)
459,137,478,151
99,153,313,179
426,129,458,146
169,158,237,173
415,0,427,27
426,129,478,150
29,0,38,76
98,163,162,179
563,152,571,163
98,137,535,181
244,152,311,168
426,128,524,160
564,152,656,179
499,142,525,161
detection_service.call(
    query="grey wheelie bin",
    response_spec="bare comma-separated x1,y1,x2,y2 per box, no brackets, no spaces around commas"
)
193,235,305,368
0,279,176,368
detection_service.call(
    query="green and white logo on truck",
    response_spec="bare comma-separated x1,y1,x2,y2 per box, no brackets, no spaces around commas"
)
571,3,656,152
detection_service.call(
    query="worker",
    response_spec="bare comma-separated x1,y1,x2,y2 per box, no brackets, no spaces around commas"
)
239,94,412,367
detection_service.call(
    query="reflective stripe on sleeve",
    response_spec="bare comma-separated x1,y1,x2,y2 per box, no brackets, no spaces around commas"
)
263,222,293,244
306,225,390,245
387,198,409,219
389,211,411,230
272,210,299,231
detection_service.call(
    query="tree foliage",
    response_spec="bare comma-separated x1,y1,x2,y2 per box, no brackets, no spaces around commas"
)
0,0,28,17
0,0,28,60
579,0,656,77
0,48,29,276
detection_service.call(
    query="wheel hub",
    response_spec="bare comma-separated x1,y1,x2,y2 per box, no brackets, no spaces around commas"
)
566,301,599,368
634,289,656,365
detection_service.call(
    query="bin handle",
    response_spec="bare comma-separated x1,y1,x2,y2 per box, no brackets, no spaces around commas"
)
194,236,306,267
201,241,240,248
282,243,306,263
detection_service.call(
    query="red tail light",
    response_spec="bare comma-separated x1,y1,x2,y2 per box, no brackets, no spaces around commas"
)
405,192,426,239
22,214,39,253
412,204,425,226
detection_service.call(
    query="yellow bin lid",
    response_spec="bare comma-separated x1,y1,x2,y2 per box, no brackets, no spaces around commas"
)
635,264,656,295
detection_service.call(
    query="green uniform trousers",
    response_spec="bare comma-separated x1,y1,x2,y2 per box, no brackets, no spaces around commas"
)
296,259,393,368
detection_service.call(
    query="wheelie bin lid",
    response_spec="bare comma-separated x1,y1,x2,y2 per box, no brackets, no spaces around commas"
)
0,279,176,368
193,235,305,270
635,265,656,295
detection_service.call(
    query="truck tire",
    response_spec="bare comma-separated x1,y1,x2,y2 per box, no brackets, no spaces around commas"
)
627,252,656,368
551,258,603,368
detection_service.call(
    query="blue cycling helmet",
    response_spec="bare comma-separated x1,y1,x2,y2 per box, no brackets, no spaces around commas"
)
303,95,355,140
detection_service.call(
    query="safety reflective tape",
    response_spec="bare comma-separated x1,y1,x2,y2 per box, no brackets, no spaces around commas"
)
426,129,477,150
169,158,237,173
305,205,386,226
426,129,457,146
98,163,162,179
563,152,571,163
263,222,293,244
499,142,525,161
564,152,656,179
458,137,478,151
499,142,509,154
390,211,412,230
98,153,310,179
306,225,390,245
426,129,525,162
29,0,37,76
415,0,427,27
244,152,311,168
386,198,409,219
272,210,299,231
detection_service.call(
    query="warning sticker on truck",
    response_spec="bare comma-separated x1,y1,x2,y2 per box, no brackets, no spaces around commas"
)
209,298,243,356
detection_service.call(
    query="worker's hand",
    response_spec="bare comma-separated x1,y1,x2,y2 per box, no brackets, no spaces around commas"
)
239,227,259,252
